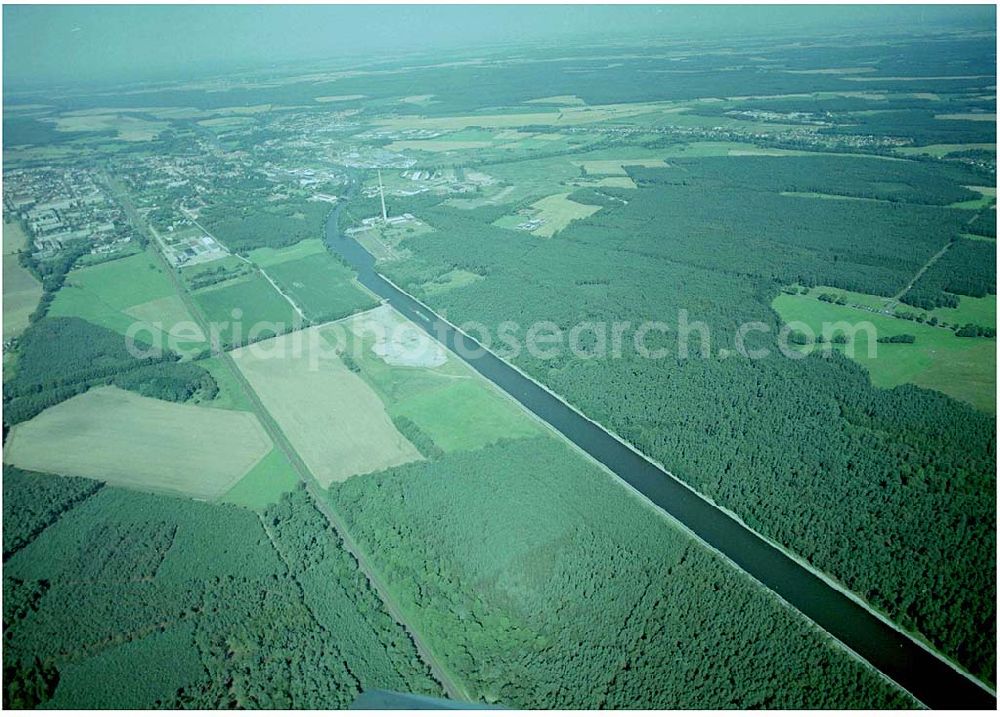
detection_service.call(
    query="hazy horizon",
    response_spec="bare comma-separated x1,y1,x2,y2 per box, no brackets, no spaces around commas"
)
4,4,995,90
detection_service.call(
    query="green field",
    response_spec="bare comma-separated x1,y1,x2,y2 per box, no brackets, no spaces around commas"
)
418,269,485,297
177,254,250,289
335,307,542,453
930,293,996,328
773,293,995,412
220,447,300,510
895,142,996,158
799,284,996,330
192,273,300,348
527,192,601,237
4,386,274,498
248,237,327,267
353,219,436,262
193,355,255,411
264,252,378,322
49,250,206,352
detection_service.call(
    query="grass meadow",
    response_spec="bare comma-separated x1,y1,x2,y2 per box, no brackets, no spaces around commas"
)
193,273,300,347
49,250,206,351
773,292,995,412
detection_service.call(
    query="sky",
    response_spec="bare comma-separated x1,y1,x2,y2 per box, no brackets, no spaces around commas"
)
4,4,996,89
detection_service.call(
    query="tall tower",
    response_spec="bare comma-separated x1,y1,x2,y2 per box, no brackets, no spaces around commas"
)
377,170,388,223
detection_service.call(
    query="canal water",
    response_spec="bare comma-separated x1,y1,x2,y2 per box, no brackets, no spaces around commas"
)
324,208,993,709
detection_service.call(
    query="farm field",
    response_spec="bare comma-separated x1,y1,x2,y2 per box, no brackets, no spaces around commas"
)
895,142,997,157
192,273,300,348
772,292,996,412
247,237,327,267
193,355,255,411
3,386,273,499
492,190,603,236
3,8,998,709
336,305,542,453
3,222,42,339
230,324,422,486
263,251,378,322
3,217,30,252
219,447,300,510
50,112,169,141
48,250,206,352
931,293,997,328
574,158,668,175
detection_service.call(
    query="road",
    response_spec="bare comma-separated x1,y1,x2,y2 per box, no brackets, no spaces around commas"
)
890,205,990,304
111,175,468,704
324,203,996,710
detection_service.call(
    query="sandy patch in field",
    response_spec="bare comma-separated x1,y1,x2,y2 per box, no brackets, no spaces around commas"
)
4,387,272,499
231,325,421,485
935,113,996,122
525,95,587,105
315,94,366,103
346,304,446,368
574,158,668,175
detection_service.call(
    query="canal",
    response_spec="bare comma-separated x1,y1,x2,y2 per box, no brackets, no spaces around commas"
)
324,208,994,710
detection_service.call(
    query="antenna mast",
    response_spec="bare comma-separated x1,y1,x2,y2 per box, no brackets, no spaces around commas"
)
378,170,388,223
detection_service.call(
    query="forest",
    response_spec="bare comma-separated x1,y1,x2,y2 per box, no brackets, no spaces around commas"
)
3,317,217,426
377,157,997,683
629,154,989,206
327,437,913,709
199,197,330,253
902,238,997,309
2,470,439,708
25,30,993,119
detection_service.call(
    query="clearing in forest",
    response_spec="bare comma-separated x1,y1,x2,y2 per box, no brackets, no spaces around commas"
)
51,112,168,141
772,293,995,413
4,386,273,498
573,158,668,175
230,325,422,486
494,192,601,237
